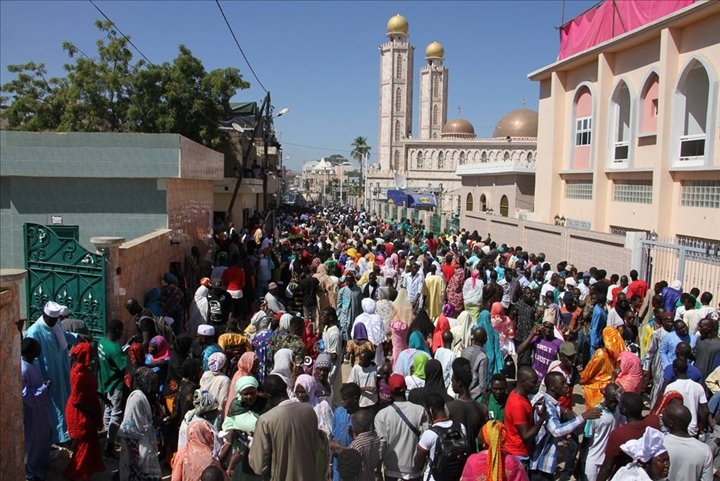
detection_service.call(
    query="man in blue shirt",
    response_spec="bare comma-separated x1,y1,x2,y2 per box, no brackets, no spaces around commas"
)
659,320,697,370
589,290,607,356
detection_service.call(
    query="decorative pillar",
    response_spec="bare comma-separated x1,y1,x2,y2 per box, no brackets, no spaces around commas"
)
91,237,126,326
0,268,28,480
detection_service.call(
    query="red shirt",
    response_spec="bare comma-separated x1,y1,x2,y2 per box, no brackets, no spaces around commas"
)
441,264,455,283
504,390,533,456
222,266,246,291
604,414,660,474
627,279,649,302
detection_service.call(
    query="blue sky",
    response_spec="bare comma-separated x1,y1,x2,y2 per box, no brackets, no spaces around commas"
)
1,0,596,170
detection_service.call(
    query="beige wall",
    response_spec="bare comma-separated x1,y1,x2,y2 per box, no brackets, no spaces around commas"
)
463,213,632,276
531,3,720,241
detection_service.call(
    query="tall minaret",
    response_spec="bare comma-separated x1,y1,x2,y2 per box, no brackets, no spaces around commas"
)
378,14,414,173
418,41,448,140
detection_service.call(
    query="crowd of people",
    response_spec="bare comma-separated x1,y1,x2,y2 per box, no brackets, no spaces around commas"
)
20,203,720,481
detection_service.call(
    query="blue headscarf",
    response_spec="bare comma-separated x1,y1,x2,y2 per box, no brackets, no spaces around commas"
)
476,310,504,383
352,323,369,342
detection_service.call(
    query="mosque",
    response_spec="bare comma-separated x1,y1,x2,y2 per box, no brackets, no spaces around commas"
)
368,14,539,219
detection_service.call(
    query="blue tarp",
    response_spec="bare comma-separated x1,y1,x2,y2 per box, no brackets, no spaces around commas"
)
386,189,436,208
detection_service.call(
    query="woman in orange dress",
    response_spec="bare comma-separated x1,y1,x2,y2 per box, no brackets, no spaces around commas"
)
579,327,627,407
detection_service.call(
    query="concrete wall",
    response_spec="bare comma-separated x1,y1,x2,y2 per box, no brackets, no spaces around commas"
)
464,213,632,276
0,269,26,479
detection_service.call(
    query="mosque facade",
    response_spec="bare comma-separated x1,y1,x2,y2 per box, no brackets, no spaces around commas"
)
368,14,539,219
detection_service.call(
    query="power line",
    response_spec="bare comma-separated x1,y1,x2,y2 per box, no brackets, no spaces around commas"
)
88,0,155,66
214,0,268,93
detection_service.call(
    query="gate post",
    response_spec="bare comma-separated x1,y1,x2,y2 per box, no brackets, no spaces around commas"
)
677,245,687,285
0,268,28,479
92,237,125,325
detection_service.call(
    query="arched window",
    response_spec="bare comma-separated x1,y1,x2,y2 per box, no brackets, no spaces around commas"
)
610,81,632,162
396,55,402,79
395,88,402,112
432,105,439,125
675,59,711,163
503,151,510,161
433,76,439,97
393,150,400,170
459,151,466,165
500,195,509,217
526,151,533,162
481,151,488,163
480,194,487,212
640,72,660,133
394,120,401,140
466,193,474,212
438,151,445,169
574,86,593,146
417,151,424,169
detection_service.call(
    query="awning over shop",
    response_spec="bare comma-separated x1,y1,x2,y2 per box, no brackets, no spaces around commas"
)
386,189,436,208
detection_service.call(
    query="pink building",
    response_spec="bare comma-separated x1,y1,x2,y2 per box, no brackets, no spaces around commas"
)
528,0,720,242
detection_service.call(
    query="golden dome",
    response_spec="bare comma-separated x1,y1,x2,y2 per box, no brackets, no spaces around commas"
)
442,118,476,139
387,14,409,35
493,108,538,138
425,41,444,59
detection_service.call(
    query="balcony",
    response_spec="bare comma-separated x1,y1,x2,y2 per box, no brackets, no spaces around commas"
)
456,157,536,176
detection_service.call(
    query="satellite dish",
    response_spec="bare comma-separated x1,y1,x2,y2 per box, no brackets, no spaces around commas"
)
394,172,408,190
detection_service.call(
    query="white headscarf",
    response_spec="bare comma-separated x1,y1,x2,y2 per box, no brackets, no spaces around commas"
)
270,348,294,389
619,427,667,462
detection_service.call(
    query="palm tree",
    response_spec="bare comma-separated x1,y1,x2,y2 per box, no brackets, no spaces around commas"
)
351,136,371,201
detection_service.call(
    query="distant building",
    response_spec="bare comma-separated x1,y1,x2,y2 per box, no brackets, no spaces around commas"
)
369,14,537,218
528,0,720,240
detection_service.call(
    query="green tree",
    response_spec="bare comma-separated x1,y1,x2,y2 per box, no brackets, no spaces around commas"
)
1,20,249,149
350,136,371,199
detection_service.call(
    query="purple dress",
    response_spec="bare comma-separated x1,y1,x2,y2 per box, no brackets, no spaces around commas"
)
22,359,51,479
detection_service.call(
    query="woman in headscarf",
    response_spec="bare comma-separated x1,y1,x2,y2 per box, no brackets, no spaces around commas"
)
446,256,466,317
580,327,627,407
172,421,226,481
462,269,484,320
381,255,398,283
405,354,428,391
407,359,453,405
294,374,334,436
460,420,528,481
172,359,202,441
490,302,516,357
178,389,220,451
347,323,375,366
407,310,434,355
431,311,452,354
390,288,414,364
615,348,643,394
200,352,231,417
189,279,210,336
144,287,164,317
222,376,268,481
353,298,386,366
476,310,505,383
313,353,335,402
269,348,295,393
119,367,162,481
65,342,105,481
314,264,337,313
225,352,258,415
651,390,683,416
451,311,474,356
374,286,394,334
146,335,171,393
609,428,669,481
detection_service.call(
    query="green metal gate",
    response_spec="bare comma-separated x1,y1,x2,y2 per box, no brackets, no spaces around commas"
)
24,223,107,338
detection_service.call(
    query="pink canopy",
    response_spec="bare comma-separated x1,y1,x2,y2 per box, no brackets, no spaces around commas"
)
559,0,695,60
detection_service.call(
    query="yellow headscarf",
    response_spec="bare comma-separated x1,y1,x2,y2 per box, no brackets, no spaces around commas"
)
602,326,626,360
482,419,507,481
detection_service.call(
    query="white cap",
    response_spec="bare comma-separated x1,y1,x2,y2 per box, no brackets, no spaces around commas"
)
59,306,70,317
43,301,63,318
197,324,215,336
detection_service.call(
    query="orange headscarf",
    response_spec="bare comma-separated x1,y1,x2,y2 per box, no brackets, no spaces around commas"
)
481,419,507,481
580,327,627,407
225,351,258,414
652,390,684,415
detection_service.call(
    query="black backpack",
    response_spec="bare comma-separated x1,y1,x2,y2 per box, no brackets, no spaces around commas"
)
428,421,471,481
